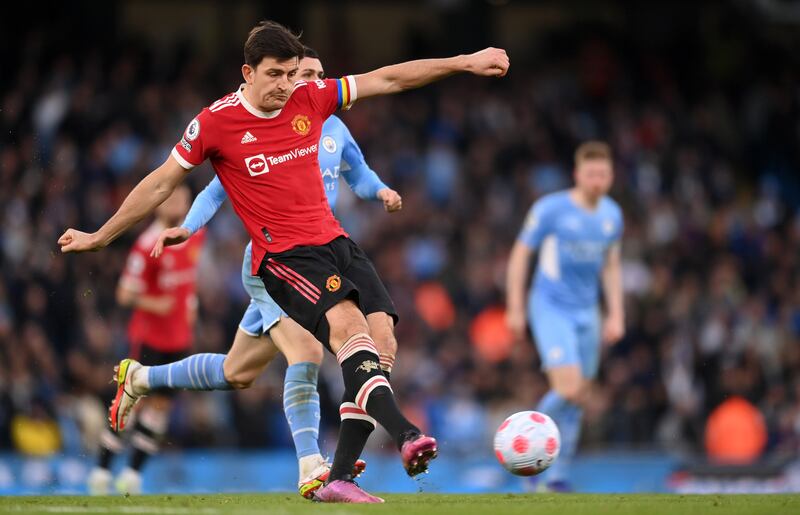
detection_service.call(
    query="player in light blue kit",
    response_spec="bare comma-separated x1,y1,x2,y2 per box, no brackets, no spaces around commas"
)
113,49,403,499
505,141,625,492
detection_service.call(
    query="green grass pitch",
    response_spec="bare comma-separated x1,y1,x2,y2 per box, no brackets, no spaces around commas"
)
2,493,798,515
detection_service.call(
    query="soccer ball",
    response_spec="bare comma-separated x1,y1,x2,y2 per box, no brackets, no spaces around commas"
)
493,411,560,476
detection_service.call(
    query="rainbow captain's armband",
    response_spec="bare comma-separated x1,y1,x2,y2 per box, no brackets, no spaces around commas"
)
336,76,358,110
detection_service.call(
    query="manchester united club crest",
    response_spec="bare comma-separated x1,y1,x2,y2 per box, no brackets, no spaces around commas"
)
326,274,341,292
291,114,311,136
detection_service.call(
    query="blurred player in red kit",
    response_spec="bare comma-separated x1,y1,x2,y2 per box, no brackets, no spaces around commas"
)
87,186,205,495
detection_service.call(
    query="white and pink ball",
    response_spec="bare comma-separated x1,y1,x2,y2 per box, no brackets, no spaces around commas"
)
493,410,560,476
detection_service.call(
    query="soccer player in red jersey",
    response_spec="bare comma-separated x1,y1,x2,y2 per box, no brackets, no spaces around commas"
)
86,186,205,495
60,21,509,503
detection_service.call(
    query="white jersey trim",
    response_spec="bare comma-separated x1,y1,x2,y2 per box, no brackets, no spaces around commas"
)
539,235,560,281
171,147,196,170
236,85,282,119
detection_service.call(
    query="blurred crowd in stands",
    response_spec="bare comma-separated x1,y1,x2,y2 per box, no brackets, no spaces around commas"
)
1,15,799,463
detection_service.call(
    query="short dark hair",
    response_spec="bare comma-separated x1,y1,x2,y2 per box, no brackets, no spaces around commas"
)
244,20,304,68
575,141,612,165
302,46,320,60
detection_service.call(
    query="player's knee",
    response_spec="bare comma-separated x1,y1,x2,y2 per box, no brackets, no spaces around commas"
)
553,380,585,404
326,300,370,347
223,360,257,390
287,337,324,366
305,341,324,364
368,314,397,357
372,328,397,358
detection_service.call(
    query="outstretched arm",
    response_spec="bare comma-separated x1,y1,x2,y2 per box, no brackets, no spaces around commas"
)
58,155,189,253
354,47,509,100
151,176,227,257
345,162,401,212
338,124,401,212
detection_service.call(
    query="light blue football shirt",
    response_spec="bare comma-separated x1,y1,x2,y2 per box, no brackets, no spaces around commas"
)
517,190,623,309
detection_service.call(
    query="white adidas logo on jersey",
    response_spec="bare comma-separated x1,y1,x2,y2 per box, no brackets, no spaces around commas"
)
241,131,258,144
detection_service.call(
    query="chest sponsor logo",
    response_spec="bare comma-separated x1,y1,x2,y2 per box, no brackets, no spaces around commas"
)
265,144,318,167
244,154,270,176
185,118,200,141
322,136,337,153
291,114,311,136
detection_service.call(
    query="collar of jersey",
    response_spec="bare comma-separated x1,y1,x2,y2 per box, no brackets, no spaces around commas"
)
237,85,282,119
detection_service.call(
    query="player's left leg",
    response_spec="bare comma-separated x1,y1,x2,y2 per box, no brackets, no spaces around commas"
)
267,316,327,489
324,242,409,484
530,296,589,491
541,309,600,490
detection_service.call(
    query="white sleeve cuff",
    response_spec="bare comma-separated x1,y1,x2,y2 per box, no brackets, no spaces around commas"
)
171,147,196,170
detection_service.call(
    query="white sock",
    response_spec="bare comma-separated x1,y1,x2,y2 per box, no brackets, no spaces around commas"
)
298,453,325,481
132,366,150,394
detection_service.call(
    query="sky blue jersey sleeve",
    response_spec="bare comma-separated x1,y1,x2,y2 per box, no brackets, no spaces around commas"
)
180,176,228,235
517,198,554,250
339,121,388,200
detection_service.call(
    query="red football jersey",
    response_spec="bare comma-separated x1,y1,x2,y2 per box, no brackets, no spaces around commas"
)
119,222,206,352
171,76,358,275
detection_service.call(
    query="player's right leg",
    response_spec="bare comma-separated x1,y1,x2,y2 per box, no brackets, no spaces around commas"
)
109,322,276,433
109,252,287,430
529,294,588,492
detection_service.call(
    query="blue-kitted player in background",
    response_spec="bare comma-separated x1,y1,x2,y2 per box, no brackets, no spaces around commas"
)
505,141,625,492
111,48,403,500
